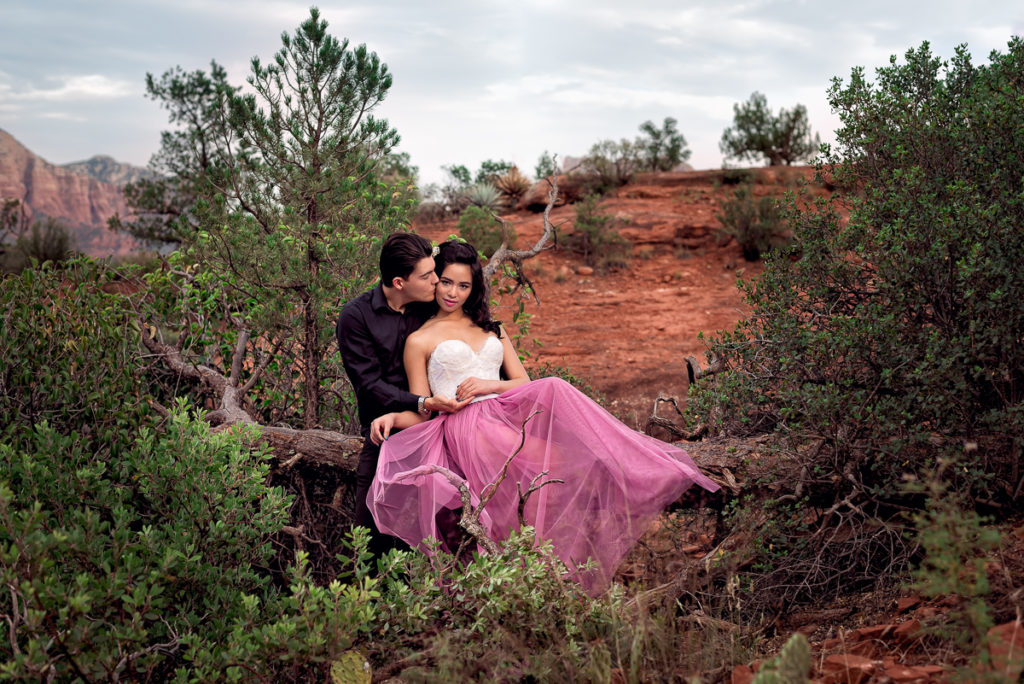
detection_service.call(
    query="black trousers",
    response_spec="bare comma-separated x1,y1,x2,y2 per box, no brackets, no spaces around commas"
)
353,437,408,556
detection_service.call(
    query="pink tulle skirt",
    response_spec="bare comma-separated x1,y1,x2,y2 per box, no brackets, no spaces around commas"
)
369,377,719,594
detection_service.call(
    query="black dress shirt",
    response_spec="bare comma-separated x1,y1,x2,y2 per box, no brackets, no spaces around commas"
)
336,285,434,436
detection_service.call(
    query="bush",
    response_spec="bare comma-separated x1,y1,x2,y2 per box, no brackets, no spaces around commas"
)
457,205,515,257
463,182,504,212
561,193,631,271
720,91,820,166
579,139,641,193
689,39,1024,609
715,184,788,260
0,260,377,680
1,216,74,273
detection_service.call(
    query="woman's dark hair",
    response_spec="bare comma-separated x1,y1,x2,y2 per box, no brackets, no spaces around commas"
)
435,240,502,336
380,232,433,286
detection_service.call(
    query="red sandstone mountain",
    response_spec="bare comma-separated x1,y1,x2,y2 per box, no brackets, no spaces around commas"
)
0,128,142,257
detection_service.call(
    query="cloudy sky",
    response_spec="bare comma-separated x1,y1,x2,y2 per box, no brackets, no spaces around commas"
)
1,1,1020,186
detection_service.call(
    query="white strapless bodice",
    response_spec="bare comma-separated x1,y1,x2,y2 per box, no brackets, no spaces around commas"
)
427,336,503,403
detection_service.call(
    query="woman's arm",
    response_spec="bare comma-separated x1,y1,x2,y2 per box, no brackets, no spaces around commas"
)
369,332,469,444
454,328,530,401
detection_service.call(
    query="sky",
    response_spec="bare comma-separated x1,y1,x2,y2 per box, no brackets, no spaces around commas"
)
1,1,1021,187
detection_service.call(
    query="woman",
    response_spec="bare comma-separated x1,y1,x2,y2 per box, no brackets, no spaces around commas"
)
369,240,718,594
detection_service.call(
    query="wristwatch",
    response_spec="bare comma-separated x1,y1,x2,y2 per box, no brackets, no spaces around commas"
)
417,395,430,416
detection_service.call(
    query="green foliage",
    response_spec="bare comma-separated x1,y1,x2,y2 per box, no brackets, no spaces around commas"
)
1,216,74,273
720,91,820,166
752,633,810,684
909,461,1001,654
579,138,641,192
534,150,557,180
638,117,691,171
493,166,532,204
715,184,788,260
124,8,414,428
0,259,404,681
474,159,515,185
457,205,515,257
562,193,631,271
690,39,1024,608
464,182,504,212
441,164,471,188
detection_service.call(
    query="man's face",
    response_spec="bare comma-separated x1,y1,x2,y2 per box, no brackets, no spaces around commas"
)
398,256,438,303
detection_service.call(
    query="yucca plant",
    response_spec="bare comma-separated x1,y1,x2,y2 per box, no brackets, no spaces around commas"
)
464,182,504,212
494,166,532,202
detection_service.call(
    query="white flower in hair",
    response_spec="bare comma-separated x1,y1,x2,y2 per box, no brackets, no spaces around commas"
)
431,244,440,257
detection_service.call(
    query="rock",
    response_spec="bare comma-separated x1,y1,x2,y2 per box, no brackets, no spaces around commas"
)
730,664,753,684
987,620,1024,681
882,663,945,682
820,654,877,684
893,619,922,644
0,127,139,257
516,174,586,211
576,265,594,276
895,596,922,613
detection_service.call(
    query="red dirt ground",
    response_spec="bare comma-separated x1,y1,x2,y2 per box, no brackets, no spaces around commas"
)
416,167,816,426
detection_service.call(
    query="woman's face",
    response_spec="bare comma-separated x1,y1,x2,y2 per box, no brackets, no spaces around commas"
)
436,262,474,314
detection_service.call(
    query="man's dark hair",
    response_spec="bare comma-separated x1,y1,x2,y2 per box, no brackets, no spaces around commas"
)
380,233,433,286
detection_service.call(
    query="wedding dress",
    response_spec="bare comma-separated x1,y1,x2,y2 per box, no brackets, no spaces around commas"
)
369,335,719,594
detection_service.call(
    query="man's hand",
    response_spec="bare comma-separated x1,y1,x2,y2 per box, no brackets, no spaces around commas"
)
425,394,472,414
370,413,398,445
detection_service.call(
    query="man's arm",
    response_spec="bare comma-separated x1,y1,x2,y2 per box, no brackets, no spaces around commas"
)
336,306,420,413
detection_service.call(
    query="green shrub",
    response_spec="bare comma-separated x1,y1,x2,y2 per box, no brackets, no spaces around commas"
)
457,205,515,257
1,216,74,273
688,39,1024,613
579,139,641,193
561,193,631,271
464,182,504,212
715,184,788,260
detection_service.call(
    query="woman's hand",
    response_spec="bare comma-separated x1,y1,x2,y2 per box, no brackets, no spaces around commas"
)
455,377,497,402
370,413,398,445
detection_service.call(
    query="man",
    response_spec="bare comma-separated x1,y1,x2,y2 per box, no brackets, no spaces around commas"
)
336,232,459,546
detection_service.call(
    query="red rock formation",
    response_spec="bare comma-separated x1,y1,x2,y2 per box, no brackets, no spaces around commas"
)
0,128,140,257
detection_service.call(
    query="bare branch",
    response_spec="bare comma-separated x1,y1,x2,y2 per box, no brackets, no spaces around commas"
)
228,328,250,385
685,353,725,385
483,175,560,282
517,470,565,527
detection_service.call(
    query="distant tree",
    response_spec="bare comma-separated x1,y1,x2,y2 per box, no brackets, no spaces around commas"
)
2,216,74,273
580,138,641,192
134,8,412,428
638,117,691,171
109,61,239,245
474,159,515,185
720,92,820,166
442,164,472,188
534,150,557,180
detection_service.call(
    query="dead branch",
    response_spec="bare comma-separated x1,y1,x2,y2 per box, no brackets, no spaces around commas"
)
396,411,550,555
396,464,499,555
142,321,364,468
483,175,560,284
517,470,565,527
685,353,725,385
645,394,708,441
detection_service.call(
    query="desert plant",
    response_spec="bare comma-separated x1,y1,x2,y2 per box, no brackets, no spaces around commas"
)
464,182,504,212
494,166,531,203
720,91,820,166
715,184,788,260
638,116,691,171
579,139,641,193
689,38,1024,612
534,150,557,180
2,216,74,273
457,205,515,257
561,193,631,271
752,633,811,684
474,158,515,185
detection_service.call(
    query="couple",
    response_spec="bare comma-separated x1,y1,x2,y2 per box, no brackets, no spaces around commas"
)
337,233,718,593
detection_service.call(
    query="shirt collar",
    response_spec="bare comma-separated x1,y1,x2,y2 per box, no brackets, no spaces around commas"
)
369,284,397,313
